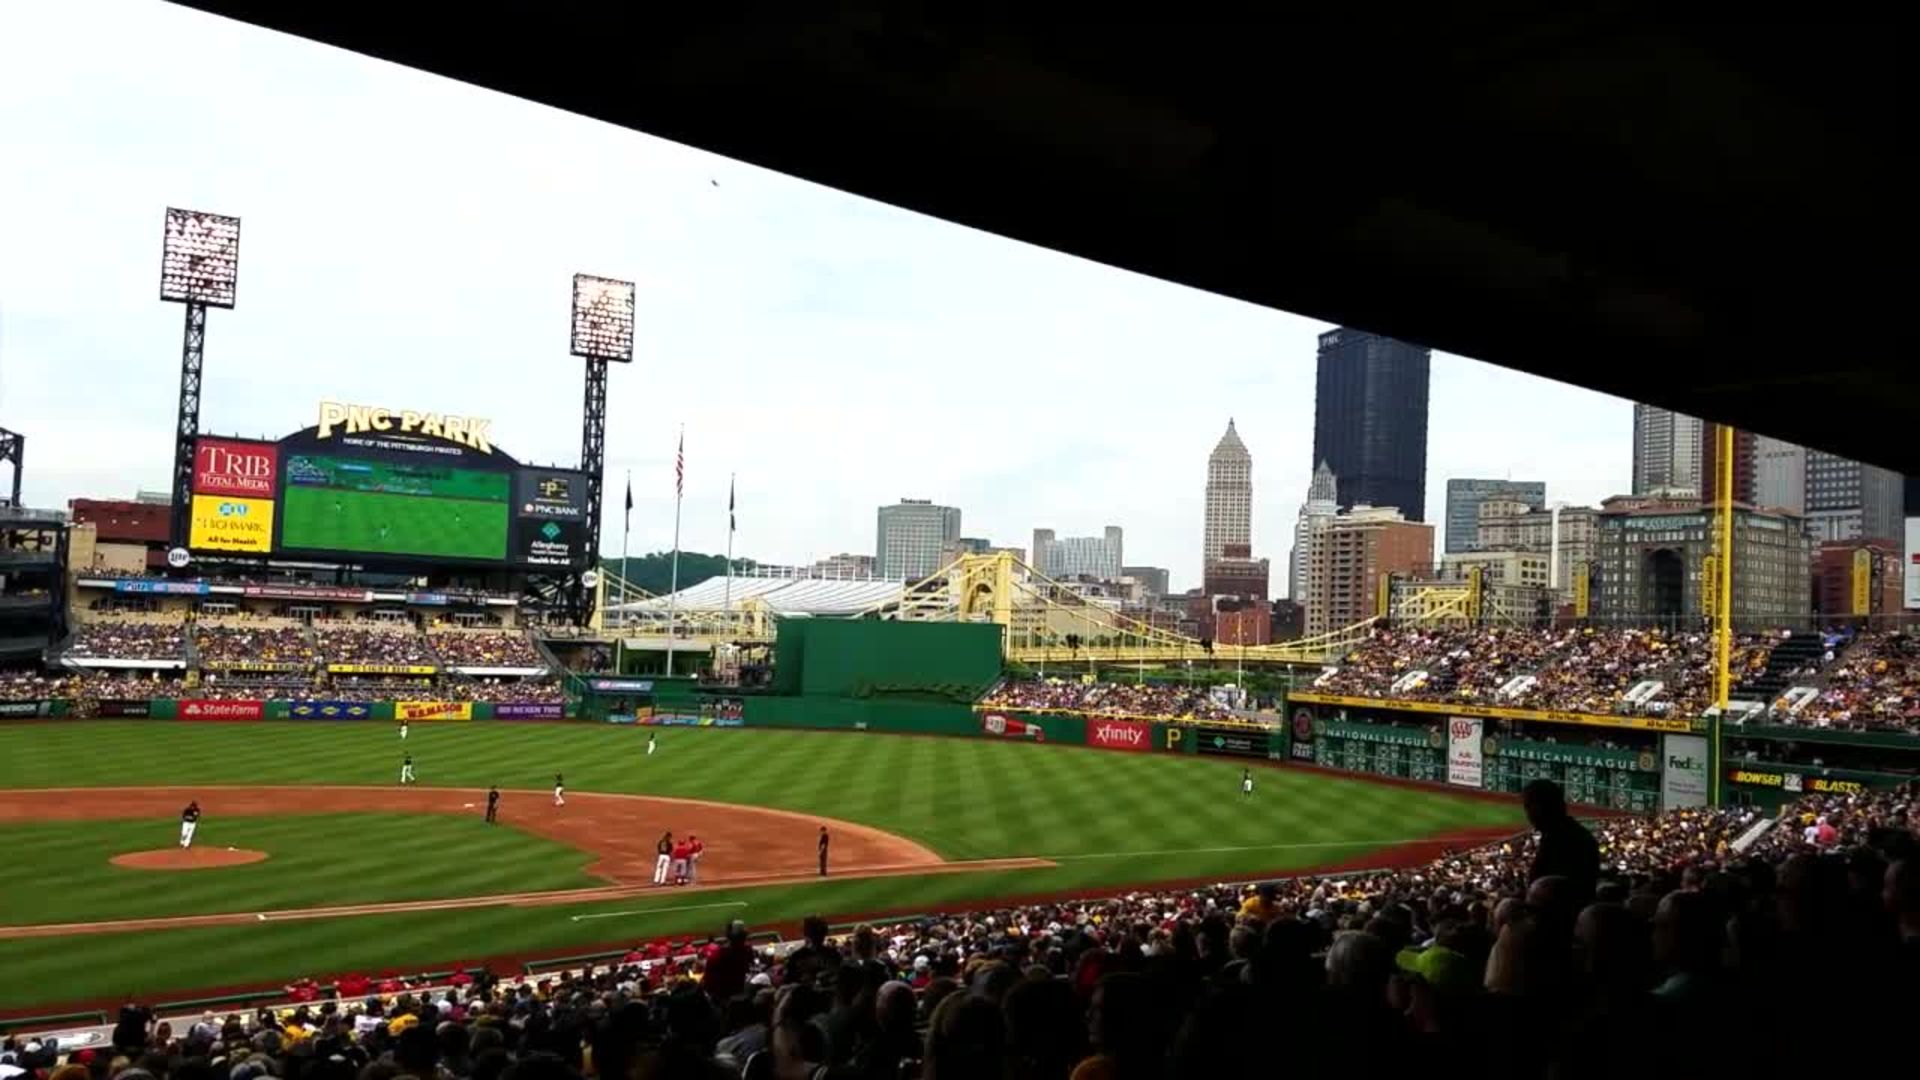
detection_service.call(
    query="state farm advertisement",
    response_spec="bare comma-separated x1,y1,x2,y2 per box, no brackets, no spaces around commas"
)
179,699,263,722
1447,716,1484,789
1086,718,1153,752
193,437,279,498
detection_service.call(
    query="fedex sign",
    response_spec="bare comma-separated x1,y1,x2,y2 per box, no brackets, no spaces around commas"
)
194,438,278,498
1086,719,1153,752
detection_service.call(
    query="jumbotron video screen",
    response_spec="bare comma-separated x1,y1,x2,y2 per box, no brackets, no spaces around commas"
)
187,406,590,570
280,454,511,561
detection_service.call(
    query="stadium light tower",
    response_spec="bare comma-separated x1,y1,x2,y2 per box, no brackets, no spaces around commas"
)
570,273,635,622
158,208,241,553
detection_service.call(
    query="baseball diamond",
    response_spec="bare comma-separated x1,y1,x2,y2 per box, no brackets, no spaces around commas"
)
0,721,1522,1012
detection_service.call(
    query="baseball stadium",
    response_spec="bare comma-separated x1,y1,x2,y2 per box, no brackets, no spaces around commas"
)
1,25,1913,1075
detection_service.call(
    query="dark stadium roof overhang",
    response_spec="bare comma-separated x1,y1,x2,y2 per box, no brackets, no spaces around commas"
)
177,6,1909,472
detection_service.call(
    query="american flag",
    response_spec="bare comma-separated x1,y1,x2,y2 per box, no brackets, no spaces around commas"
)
674,430,684,499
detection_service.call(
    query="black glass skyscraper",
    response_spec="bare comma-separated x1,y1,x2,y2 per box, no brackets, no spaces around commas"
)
1311,328,1431,520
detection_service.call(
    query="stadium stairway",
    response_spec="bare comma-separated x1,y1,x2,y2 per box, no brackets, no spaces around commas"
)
1741,632,1828,701
526,627,566,674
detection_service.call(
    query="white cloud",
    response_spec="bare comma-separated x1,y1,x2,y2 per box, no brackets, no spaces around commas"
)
0,0,1633,592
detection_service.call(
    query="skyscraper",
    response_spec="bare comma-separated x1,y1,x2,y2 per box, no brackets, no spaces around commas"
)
1032,526,1124,581
1631,404,1704,496
1443,479,1546,554
1804,451,1902,544
1203,420,1252,567
1311,328,1431,519
1289,461,1338,604
875,498,961,581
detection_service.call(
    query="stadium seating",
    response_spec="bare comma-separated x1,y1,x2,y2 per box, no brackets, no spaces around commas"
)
65,619,187,663
195,621,315,667
314,625,440,667
430,628,546,669
980,677,1235,721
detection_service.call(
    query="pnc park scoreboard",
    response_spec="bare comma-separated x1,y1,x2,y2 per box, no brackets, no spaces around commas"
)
186,400,590,571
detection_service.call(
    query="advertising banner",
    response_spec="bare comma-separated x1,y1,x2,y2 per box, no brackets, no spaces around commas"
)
1725,768,1867,797
640,710,744,727
1852,548,1872,616
243,584,375,602
204,660,304,673
982,713,1046,741
518,519,585,569
0,701,53,718
1907,518,1920,610
1086,718,1153,752
179,699,263,722
189,494,275,553
407,592,451,606
589,678,655,693
1660,733,1710,809
289,700,374,720
1289,708,1316,762
605,712,641,725
1195,726,1273,759
1447,716,1484,788
96,699,152,718
495,702,565,719
515,469,589,522
397,701,473,721
329,663,438,676
113,579,211,596
193,437,279,498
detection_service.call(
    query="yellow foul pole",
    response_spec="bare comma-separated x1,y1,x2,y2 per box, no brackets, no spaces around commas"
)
1712,423,1735,805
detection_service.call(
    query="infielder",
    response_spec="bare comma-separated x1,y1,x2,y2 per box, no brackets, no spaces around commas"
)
400,753,416,785
485,786,500,824
1242,769,1254,798
179,800,201,849
652,831,674,885
553,772,566,807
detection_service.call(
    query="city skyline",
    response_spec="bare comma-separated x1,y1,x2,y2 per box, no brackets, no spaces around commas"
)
6,1,1640,595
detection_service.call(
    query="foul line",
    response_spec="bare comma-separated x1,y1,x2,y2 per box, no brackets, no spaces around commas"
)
569,901,748,923
1037,834,1504,861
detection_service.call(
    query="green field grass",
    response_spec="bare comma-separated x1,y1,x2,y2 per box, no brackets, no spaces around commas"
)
0,813,601,925
0,722,1526,1013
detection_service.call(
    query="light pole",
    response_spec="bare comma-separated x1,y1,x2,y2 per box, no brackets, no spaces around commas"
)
569,273,635,631
158,208,240,554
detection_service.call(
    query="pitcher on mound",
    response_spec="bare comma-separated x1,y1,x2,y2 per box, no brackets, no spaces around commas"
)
179,800,202,849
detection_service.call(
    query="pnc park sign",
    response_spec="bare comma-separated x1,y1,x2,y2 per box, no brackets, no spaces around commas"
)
315,400,495,454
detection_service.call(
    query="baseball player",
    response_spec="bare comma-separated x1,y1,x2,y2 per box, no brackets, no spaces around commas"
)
670,836,692,885
485,786,500,824
646,732,657,756
1242,769,1254,798
400,753,416,785
818,825,830,876
652,831,673,885
178,800,201,849
553,772,566,807
399,720,409,741
687,834,705,884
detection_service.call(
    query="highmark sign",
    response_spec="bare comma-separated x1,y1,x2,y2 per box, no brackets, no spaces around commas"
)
315,400,494,454
1288,692,1700,733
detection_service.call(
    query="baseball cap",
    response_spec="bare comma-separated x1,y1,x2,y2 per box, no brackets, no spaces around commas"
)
1394,945,1476,995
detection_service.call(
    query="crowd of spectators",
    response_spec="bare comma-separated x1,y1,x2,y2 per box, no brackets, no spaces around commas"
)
455,679,566,705
979,678,1234,722
1792,630,1920,732
65,621,187,663
196,623,315,667
11,780,1909,1080
316,628,440,668
1316,625,1779,716
431,631,546,670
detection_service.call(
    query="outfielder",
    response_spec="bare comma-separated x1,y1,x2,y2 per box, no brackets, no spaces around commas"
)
179,800,201,849
553,772,566,807
1242,769,1254,797
399,720,409,741
646,732,657,756
652,831,674,886
400,753,416,785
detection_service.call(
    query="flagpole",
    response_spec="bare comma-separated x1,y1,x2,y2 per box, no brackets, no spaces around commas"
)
724,473,736,611
616,469,631,674
666,428,684,676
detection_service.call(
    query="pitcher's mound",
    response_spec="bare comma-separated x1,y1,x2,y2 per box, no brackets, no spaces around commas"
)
111,848,268,870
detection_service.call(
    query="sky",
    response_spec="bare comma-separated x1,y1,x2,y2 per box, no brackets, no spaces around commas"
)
0,1,1634,595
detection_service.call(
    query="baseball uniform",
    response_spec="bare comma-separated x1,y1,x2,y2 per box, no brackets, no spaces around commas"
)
178,802,201,848
653,835,673,885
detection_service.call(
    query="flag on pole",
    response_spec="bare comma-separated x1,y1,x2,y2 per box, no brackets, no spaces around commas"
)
624,473,633,530
728,474,736,533
675,430,685,499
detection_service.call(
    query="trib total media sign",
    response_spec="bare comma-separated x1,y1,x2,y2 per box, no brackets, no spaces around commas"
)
190,438,278,553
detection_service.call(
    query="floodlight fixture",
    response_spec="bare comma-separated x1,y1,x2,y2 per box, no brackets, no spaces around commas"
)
159,208,242,309
570,273,635,362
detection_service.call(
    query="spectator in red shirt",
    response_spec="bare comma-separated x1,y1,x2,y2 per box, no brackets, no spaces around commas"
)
336,972,370,998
